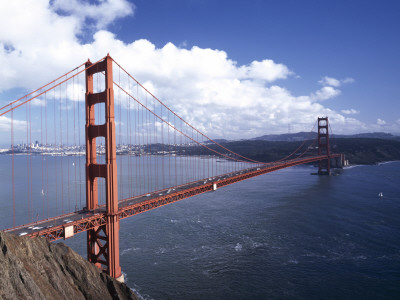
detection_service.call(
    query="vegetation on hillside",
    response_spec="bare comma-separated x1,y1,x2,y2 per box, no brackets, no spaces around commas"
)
211,138,400,165
332,138,400,165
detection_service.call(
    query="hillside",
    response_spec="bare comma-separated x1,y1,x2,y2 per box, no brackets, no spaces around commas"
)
252,132,400,142
212,138,400,165
332,138,400,165
0,231,139,300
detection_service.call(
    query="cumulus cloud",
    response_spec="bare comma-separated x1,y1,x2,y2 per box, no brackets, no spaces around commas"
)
341,109,360,115
52,0,135,30
0,115,26,132
377,118,386,125
319,76,341,87
310,86,341,101
319,76,355,87
365,118,400,134
239,59,293,82
0,0,394,138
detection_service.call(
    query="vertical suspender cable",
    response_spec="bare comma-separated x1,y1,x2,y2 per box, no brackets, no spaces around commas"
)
66,75,70,212
128,79,132,197
168,109,171,188
174,114,177,187
54,84,58,216
41,88,44,218
135,82,139,195
126,78,130,196
77,70,82,208
146,93,150,193
161,104,165,189
133,81,137,196
11,108,15,227
73,75,78,211
153,97,157,191
118,65,123,199
59,81,64,214
26,100,30,221
29,101,33,221
45,91,49,217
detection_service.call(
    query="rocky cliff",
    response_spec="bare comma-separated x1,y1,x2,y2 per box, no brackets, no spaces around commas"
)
0,231,139,300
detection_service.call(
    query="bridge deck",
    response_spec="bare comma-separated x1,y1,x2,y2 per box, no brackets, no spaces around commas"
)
5,154,341,241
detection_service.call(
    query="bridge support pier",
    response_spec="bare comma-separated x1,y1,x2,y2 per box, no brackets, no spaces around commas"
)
317,117,331,175
85,55,122,280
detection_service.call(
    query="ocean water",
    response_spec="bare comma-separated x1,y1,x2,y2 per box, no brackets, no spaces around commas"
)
2,157,400,299
67,161,400,299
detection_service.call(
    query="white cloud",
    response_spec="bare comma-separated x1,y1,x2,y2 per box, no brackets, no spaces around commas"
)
342,77,355,84
52,0,135,30
310,86,341,101
341,109,360,115
0,0,395,138
239,59,293,82
377,118,386,125
319,76,355,87
319,76,341,87
31,98,46,107
0,115,26,132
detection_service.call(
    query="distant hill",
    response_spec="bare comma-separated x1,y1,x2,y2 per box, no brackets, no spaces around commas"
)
332,138,400,165
252,132,400,142
332,132,400,141
252,132,317,142
205,138,229,144
204,137,400,165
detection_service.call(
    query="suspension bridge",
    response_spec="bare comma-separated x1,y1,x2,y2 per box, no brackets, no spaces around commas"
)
0,55,342,281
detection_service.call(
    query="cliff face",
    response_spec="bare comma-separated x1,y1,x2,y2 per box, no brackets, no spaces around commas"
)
0,231,139,300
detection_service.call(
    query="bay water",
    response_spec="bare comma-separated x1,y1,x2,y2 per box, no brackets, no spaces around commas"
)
1,156,400,299
71,162,400,299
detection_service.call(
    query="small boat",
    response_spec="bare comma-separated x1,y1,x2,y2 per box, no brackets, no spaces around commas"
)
41,189,44,196
378,192,383,198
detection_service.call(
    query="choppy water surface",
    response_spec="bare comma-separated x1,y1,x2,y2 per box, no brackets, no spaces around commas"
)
62,162,400,299
2,156,400,299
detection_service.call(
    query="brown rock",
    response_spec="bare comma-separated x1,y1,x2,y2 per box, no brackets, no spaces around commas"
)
0,231,139,300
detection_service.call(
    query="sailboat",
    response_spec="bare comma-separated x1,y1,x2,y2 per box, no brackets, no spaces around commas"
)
378,192,383,198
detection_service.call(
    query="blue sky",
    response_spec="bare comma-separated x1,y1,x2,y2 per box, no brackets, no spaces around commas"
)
1,0,399,138
113,0,399,125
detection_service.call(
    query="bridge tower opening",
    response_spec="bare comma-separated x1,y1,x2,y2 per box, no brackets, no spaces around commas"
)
85,55,122,281
317,117,331,175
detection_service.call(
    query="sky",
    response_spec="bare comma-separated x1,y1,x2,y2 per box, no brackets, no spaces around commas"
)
0,0,399,139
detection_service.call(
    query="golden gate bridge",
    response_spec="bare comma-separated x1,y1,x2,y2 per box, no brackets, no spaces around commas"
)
0,55,342,281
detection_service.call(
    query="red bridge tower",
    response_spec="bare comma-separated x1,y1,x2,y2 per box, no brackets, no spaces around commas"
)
317,117,331,175
85,55,123,281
